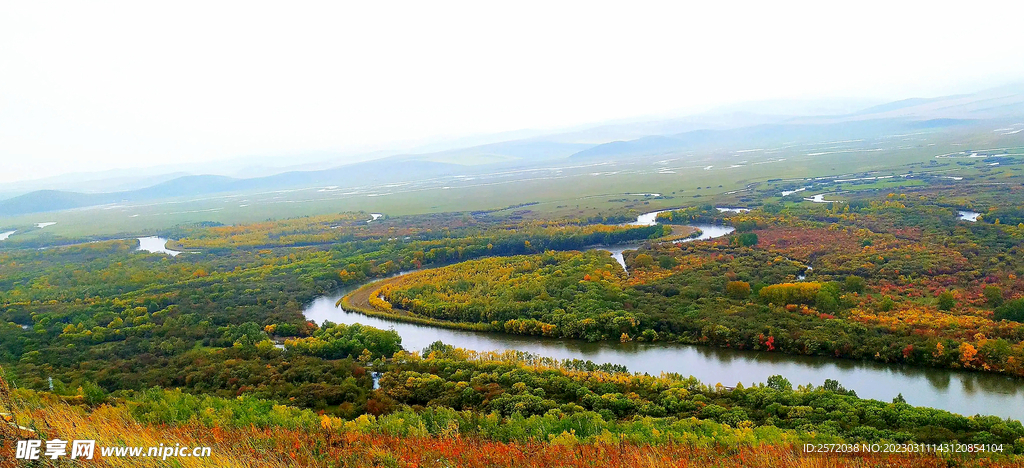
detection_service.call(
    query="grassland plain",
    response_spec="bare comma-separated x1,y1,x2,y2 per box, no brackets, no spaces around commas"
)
3,134,1019,242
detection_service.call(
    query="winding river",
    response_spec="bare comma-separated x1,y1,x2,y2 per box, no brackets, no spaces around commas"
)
599,224,736,271
598,208,736,270
301,210,1024,420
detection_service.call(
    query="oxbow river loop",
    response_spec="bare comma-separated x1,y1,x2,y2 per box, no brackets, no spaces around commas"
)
301,210,1024,420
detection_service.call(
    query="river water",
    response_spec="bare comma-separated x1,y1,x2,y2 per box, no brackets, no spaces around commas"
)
958,211,981,222
137,236,182,256
304,289,1023,419
300,210,1024,420
598,208,736,270
597,224,736,271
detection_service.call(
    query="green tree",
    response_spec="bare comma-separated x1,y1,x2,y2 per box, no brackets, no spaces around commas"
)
634,254,654,268
815,291,839,314
983,285,1004,307
844,276,865,293
736,232,759,247
657,256,678,269
423,340,456,357
227,322,267,347
79,380,108,405
994,299,1024,323
937,291,955,311
766,375,792,391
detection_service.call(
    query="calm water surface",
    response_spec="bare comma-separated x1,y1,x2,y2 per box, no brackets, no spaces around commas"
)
958,210,981,222
137,236,182,256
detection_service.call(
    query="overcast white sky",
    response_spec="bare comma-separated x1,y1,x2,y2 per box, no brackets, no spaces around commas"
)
2,1,1024,183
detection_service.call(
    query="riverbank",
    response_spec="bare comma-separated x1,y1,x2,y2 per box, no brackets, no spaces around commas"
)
341,252,1021,383
660,224,701,241
339,276,493,333
316,269,1024,420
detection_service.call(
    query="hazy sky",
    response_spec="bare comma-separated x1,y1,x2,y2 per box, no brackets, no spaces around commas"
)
2,1,1024,183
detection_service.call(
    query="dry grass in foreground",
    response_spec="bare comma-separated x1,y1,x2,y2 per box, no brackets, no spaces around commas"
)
2,367,1021,468
2,399,1022,468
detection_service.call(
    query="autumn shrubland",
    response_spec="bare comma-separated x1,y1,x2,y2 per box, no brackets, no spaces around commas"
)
4,181,1024,465
375,192,1024,377
2,358,1023,467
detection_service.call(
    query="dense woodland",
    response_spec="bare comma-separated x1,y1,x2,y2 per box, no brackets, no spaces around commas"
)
3,183,1024,462
0,217,663,392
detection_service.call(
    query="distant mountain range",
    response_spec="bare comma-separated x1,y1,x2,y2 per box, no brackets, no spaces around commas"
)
2,83,1023,217
0,160,460,216
568,118,978,160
